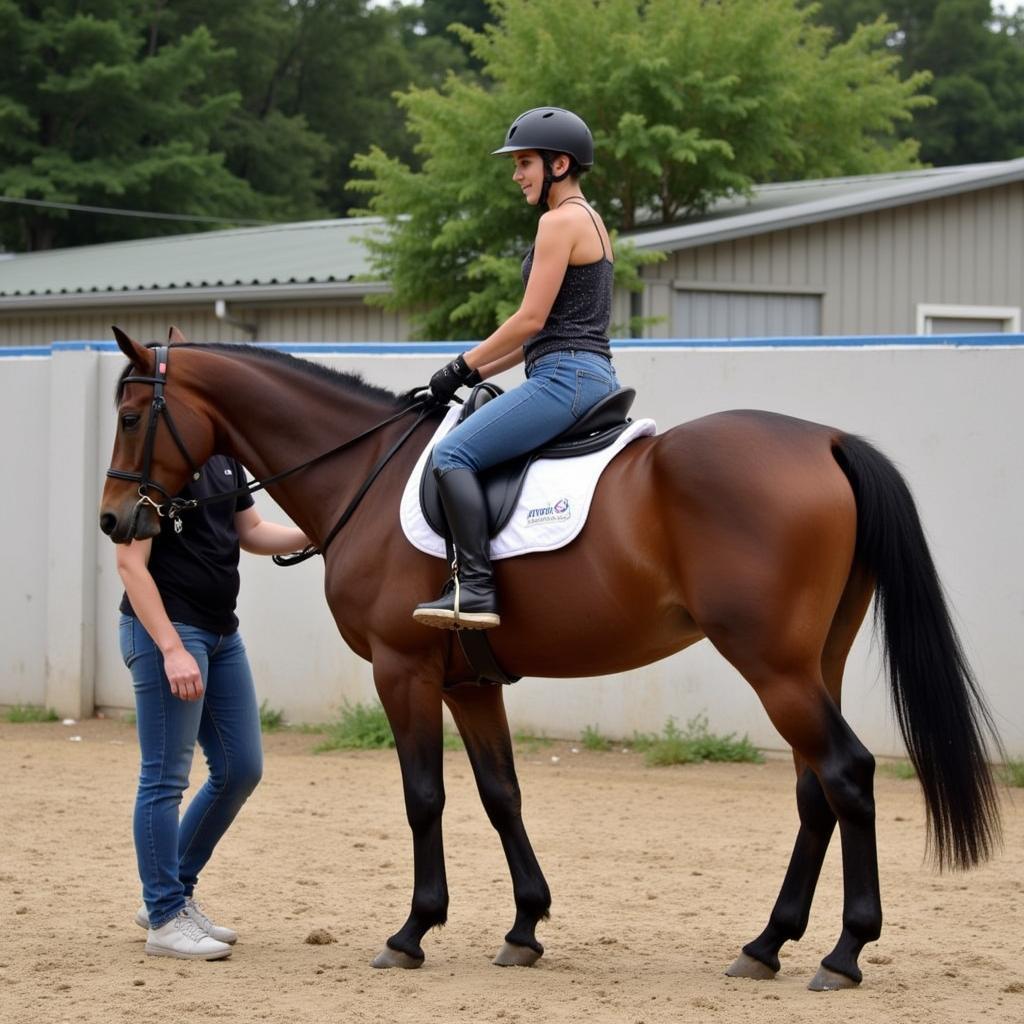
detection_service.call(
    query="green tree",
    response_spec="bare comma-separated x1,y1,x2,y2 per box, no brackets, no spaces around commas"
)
149,0,332,222
417,0,492,37
813,0,1024,164
351,0,931,339
995,2,1024,47
169,0,469,216
0,1,266,250
415,0,494,69
0,1,469,250
282,0,469,213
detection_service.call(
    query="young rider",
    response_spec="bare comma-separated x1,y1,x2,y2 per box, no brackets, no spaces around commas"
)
414,106,620,631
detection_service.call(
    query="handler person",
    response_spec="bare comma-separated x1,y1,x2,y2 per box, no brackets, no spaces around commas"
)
414,106,621,631
117,455,308,960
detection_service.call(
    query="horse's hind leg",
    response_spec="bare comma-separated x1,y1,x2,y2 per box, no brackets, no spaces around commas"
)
728,567,874,983
726,755,838,981
443,683,551,966
724,569,880,989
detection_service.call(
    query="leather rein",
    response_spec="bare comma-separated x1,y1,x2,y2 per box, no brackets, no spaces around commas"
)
107,345,437,564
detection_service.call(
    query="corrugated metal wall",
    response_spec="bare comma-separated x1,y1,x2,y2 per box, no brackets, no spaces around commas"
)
0,300,411,347
641,182,1024,337
673,289,821,338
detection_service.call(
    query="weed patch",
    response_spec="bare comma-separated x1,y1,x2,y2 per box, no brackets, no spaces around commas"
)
443,729,464,751
581,724,613,751
259,700,286,732
6,704,58,723
513,730,554,753
315,702,395,752
879,760,917,781
312,702,462,752
640,714,762,767
1001,758,1024,788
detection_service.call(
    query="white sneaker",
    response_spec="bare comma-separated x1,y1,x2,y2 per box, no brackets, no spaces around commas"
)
135,897,238,945
183,897,238,944
145,909,232,960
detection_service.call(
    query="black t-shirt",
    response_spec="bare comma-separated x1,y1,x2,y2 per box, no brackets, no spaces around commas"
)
120,455,255,634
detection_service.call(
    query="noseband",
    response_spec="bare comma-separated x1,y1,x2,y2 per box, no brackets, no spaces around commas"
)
107,345,203,523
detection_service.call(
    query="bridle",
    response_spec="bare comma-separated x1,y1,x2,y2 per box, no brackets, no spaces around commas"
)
106,344,437,556
107,346,203,525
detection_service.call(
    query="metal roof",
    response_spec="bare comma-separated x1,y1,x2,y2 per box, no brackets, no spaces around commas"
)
0,217,386,305
627,158,1024,252
2,159,1023,306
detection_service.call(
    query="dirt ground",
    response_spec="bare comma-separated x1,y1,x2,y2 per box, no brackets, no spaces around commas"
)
1,717,1021,1024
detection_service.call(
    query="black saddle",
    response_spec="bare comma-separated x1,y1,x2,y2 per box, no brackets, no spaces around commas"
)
420,384,637,539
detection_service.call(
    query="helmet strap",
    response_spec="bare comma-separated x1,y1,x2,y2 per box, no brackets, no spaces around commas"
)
539,152,574,208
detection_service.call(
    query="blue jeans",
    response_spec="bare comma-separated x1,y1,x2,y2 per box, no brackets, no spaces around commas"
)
119,615,263,927
432,350,620,474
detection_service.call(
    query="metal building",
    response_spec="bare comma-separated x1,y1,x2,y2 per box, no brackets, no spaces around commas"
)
0,217,408,348
629,159,1024,339
1,159,1022,347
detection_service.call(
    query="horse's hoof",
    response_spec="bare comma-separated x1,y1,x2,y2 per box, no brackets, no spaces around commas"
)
724,952,778,980
808,965,860,991
371,947,424,969
493,942,542,967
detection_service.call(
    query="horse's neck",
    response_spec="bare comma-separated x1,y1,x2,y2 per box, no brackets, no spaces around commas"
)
193,353,401,542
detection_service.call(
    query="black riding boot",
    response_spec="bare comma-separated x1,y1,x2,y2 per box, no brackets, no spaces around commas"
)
413,467,500,630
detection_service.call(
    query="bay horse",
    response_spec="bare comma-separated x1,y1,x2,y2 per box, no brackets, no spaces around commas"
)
99,327,1003,991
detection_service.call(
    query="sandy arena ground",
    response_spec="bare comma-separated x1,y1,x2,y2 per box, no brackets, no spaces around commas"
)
1,716,1021,1024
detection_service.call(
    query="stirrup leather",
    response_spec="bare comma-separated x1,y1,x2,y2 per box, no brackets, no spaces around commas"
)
450,559,464,628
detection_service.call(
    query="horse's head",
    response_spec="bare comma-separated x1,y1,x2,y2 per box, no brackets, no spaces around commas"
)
99,325,216,543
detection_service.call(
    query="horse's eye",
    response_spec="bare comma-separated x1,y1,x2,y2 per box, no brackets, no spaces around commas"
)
121,412,141,431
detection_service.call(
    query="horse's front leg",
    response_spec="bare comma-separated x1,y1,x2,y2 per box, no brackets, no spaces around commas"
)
443,682,551,966
370,652,448,969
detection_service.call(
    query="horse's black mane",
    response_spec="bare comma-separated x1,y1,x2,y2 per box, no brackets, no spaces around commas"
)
115,342,404,408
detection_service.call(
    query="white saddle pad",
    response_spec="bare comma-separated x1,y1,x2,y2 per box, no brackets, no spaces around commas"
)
399,406,657,561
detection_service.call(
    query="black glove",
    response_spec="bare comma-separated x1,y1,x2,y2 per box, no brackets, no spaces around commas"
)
428,354,482,404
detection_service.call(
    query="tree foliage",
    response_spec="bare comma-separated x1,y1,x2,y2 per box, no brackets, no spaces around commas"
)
417,0,491,35
415,0,494,69
813,0,1024,165
0,1,262,250
0,0,468,251
350,0,932,339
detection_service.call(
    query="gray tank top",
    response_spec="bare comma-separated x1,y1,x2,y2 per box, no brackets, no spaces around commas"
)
521,199,614,371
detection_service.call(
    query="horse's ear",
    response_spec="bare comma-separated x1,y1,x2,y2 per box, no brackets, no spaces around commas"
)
111,326,149,369
168,325,190,345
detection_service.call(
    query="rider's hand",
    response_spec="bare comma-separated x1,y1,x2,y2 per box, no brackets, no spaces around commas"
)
428,354,482,404
162,645,204,702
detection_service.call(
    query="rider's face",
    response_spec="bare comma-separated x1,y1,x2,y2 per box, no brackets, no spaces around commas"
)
511,151,545,205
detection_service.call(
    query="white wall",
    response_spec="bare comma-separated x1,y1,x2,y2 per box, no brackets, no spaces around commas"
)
0,354,50,707
3,338,1021,758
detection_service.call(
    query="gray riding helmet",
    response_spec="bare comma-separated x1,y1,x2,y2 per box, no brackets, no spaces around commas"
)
491,107,594,169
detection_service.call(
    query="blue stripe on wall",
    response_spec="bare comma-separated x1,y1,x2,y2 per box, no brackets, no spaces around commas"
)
4,334,1023,358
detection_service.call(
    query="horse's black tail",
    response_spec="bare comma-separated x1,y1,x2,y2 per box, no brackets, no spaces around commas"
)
832,433,1003,870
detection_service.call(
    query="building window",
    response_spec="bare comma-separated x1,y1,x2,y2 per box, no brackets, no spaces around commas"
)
916,303,1021,335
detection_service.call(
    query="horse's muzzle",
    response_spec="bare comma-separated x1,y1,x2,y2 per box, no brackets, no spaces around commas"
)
98,500,160,543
